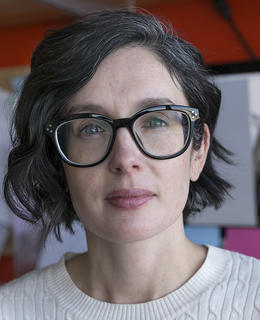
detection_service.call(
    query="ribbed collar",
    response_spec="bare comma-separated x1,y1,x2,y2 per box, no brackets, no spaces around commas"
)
46,246,229,320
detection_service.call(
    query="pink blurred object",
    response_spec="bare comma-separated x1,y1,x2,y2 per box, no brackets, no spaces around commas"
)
224,228,260,259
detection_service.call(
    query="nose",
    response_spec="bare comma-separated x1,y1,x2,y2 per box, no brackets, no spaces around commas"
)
107,128,144,174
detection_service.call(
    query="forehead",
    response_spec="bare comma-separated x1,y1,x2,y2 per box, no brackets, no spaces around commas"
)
68,46,188,116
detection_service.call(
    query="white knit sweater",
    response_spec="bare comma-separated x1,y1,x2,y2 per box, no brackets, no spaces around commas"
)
0,246,260,319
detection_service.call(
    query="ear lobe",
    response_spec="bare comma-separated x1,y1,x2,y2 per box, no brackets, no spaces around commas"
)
190,124,210,182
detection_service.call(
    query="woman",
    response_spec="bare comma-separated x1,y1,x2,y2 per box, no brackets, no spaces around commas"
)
1,10,259,319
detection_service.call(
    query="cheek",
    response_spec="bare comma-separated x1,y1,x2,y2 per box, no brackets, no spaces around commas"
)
159,156,191,210
64,167,104,212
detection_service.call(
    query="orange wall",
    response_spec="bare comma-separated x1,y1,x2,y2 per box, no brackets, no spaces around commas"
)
145,0,260,64
0,20,72,68
1,0,259,67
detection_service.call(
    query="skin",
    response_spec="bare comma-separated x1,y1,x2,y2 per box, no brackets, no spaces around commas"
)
64,46,210,304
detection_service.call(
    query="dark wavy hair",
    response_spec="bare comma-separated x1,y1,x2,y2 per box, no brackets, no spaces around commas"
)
4,10,232,241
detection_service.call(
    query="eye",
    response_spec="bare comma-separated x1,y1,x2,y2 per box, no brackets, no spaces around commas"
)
143,117,168,128
81,123,105,135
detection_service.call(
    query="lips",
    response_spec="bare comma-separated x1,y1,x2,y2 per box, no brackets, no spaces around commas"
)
105,188,155,210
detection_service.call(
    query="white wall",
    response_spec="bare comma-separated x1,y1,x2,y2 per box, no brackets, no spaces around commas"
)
188,73,258,226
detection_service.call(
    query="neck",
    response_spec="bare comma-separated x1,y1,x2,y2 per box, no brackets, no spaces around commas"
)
66,220,207,304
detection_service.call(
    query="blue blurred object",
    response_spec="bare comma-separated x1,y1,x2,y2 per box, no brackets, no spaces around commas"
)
184,226,222,247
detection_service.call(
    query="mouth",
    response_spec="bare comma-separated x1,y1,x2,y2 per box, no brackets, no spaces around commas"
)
105,188,155,210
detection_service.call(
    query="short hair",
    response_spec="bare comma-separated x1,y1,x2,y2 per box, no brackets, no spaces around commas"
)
4,10,232,241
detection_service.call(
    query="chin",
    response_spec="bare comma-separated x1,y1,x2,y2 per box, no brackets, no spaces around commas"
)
92,222,172,245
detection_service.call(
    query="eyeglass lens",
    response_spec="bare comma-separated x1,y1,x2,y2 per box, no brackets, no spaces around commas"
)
56,110,190,166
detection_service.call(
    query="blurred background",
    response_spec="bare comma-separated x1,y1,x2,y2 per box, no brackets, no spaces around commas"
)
1,0,260,283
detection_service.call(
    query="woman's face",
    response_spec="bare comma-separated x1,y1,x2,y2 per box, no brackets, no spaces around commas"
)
64,46,207,244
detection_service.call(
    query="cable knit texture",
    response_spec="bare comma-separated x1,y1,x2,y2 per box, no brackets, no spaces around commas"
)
0,246,260,319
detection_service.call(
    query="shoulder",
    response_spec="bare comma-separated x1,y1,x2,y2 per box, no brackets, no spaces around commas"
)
207,246,260,307
0,264,50,300
0,259,61,319
226,248,260,292
208,244,260,264
208,245,260,278
0,265,48,294
221,247,260,276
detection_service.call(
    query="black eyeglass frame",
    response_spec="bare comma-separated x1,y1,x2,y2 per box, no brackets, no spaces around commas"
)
45,105,200,168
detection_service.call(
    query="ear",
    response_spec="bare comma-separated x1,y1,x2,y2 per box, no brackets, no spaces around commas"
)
190,124,210,182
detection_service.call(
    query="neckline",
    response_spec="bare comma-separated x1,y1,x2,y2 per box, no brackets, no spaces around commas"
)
46,246,229,320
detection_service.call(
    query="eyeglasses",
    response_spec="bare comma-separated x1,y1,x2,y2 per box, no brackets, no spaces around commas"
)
45,105,199,167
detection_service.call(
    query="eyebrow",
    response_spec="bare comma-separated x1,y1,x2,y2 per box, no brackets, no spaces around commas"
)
68,103,106,114
68,97,177,115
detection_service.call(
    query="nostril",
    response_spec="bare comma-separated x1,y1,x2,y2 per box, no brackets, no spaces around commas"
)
109,151,142,174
